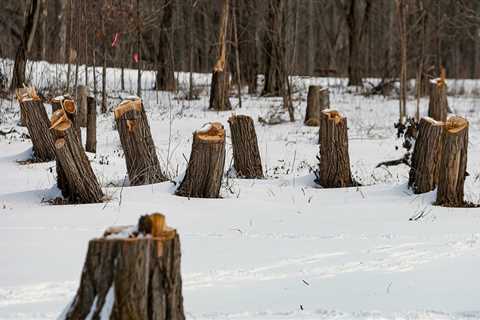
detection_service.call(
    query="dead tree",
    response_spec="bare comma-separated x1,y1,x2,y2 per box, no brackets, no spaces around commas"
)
209,0,232,111
16,87,55,161
228,115,263,178
85,96,97,153
428,70,448,122
176,123,226,198
76,85,88,127
436,116,469,207
61,213,185,320
408,117,444,194
50,110,103,203
318,110,354,188
304,86,329,126
114,98,167,186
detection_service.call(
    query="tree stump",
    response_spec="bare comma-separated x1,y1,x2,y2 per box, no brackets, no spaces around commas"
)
85,96,97,153
209,70,232,111
318,110,354,188
60,213,185,320
408,117,444,194
76,85,88,127
436,116,469,207
50,110,103,203
114,98,167,186
50,95,69,114
304,85,329,126
428,78,448,122
228,115,263,178
16,87,55,161
176,122,226,198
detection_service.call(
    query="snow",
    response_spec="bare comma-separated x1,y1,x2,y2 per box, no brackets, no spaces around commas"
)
0,61,480,319
196,123,213,134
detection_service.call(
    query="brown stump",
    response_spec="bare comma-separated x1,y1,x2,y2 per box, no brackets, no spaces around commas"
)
85,96,97,153
408,117,444,194
318,110,354,188
62,213,185,320
16,87,56,161
228,115,263,178
436,116,469,207
50,110,103,203
76,85,88,127
428,78,448,122
114,98,167,186
176,122,226,198
209,70,232,111
304,85,329,126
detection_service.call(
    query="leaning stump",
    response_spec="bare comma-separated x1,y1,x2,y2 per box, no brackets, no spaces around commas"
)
304,85,329,126
228,115,263,178
176,122,226,198
60,213,185,320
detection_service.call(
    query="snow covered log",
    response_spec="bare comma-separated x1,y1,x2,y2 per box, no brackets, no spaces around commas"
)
318,110,354,188
209,70,232,111
436,116,469,207
76,85,88,127
408,117,444,194
228,115,263,178
176,122,226,198
50,109,103,203
16,87,56,161
85,96,97,153
428,77,448,122
304,85,329,126
114,98,167,186
61,213,185,320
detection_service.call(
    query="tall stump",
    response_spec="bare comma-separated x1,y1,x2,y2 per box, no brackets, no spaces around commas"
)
228,115,263,178
428,78,448,122
16,87,56,161
60,213,185,320
408,117,444,194
318,110,354,188
209,70,232,111
436,116,469,207
76,85,88,127
114,98,167,186
50,110,103,203
176,122,226,198
85,96,97,153
304,85,329,126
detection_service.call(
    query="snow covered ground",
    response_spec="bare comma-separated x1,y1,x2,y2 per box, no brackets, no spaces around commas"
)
0,65,480,319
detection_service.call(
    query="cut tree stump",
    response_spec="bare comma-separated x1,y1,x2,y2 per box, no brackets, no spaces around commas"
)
176,122,226,198
76,85,88,127
51,95,81,142
408,117,444,194
428,78,448,122
436,116,469,207
228,115,263,178
50,110,103,203
114,98,167,186
318,110,354,188
16,87,55,161
85,96,97,153
304,85,329,126
209,70,232,111
60,213,185,320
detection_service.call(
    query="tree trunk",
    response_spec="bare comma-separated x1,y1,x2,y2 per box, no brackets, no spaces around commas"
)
156,0,176,91
85,96,97,153
176,123,225,198
304,85,329,126
50,110,103,203
318,110,354,188
228,115,263,178
76,85,88,127
60,214,185,320
436,116,469,207
16,87,55,161
114,98,167,186
408,117,444,194
428,78,448,122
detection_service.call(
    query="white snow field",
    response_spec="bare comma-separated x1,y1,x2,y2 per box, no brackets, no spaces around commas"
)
0,64,480,319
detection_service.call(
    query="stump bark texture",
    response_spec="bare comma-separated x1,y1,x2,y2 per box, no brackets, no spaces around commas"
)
318,110,354,188
408,117,444,194
209,70,232,111
436,116,469,207
176,122,225,198
428,79,448,122
85,96,97,153
228,115,263,178
305,86,329,126
77,85,88,127
114,98,167,186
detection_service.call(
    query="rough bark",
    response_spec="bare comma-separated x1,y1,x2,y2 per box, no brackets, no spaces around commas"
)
228,115,263,178
176,123,226,198
318,110,354,188
436,116,469,207
76,85,88,127
16,87,55,161
304,86,329,126
408,117,444,194
85,96,97,153
428,78,448,122
209,70,232,111
61,214,185,320
114,98,167,186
